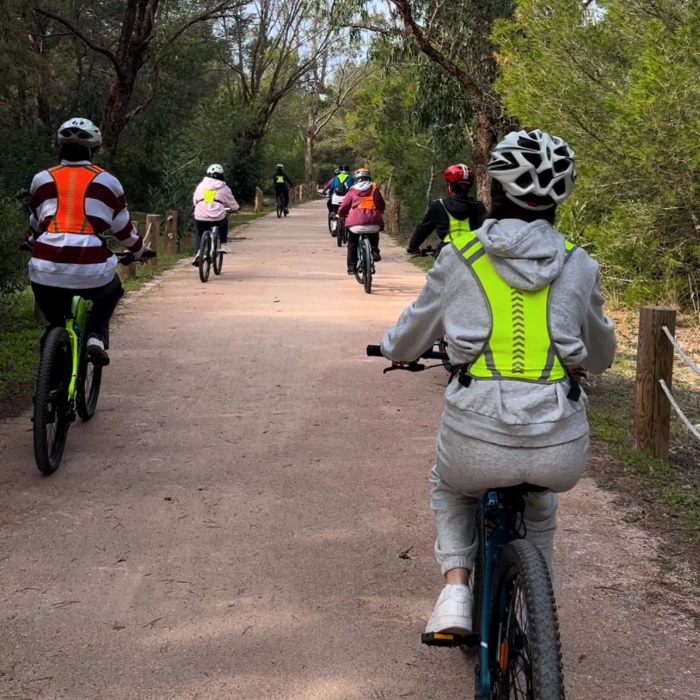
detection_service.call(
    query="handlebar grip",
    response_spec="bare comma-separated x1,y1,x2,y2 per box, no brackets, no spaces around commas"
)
19,242,31,252
366,344,384,357
141,249,157,259
421,349,449,360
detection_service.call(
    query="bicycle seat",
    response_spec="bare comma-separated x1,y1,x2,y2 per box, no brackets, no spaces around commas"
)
498,483,549,498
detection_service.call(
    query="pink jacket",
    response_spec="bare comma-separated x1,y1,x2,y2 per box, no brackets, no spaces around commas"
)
193,177,240,222
337,181,386,228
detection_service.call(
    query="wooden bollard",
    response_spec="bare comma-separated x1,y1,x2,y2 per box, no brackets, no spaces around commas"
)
634,305,677,459
390,196,400,235
255,187,264,212
164,210,178,255
145,214,160,260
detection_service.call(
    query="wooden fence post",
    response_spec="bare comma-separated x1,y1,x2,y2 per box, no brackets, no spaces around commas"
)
145,214,160,260
255,187,264,212
390,196,400,236
164,210,178,255
634,305,677,459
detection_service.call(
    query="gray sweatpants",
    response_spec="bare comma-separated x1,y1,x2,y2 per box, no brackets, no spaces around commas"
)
430,425,589,579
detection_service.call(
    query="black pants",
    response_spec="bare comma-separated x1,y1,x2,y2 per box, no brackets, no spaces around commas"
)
347,232,380,270
195,217,229,251
274,186,290,209
31,275,124,346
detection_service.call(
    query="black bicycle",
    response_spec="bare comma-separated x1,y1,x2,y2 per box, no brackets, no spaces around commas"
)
367,344,566,699
277,193,288,218
333,215,347,247
353,232,376,294
26,249,154,474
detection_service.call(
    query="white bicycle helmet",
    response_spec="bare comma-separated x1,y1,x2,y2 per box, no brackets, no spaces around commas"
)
206,163,224,177
57,118,102,148
276,163,284,170
488,129,576,211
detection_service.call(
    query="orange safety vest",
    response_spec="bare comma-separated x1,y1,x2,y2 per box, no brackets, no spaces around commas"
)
48,163,104,234
356,185,378,210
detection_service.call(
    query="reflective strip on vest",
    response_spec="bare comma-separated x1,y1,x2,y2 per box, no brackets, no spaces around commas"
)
48,164,103,234
450,228,576,383
275,175,285,183
442,203,472,244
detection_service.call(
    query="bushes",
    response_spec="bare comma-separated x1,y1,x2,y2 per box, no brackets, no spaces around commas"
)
0,197,28,309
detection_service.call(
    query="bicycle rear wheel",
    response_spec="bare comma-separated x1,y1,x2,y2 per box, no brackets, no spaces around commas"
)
33,327,72,475
354,239,363,285
76,305,102,421
362,237,373,294
336,220,343,247
277,197,283,218
489,539,564,700
199,233,212,283
213,235,223,275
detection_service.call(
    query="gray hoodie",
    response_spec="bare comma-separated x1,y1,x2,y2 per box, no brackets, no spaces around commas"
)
381,218,617,448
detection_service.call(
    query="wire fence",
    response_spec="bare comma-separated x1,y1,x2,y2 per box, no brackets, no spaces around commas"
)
661,324,700,441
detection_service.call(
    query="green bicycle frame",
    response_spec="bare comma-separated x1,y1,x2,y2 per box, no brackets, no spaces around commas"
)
66,296,88,399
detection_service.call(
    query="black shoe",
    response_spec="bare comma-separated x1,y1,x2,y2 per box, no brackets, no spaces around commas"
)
372,250,382,262
192,257,200,267
332,231,337,238
87,338,110,366
347,268,355,275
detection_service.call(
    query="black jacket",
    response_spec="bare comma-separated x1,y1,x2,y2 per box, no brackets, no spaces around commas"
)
273,172,294,189
407,194,486,252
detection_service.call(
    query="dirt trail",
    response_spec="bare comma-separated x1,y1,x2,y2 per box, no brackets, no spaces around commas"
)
1,201,698,699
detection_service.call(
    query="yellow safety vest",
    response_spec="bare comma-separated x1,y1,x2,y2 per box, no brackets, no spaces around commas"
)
449,221,575,383
275,175,286,184
441,201,471,245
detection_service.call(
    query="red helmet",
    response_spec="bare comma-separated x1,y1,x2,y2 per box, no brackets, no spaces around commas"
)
444,164,474,187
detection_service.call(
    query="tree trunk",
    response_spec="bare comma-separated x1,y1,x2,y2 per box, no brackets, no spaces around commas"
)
304,134,315,184
100,75,137,165
473,109,498,210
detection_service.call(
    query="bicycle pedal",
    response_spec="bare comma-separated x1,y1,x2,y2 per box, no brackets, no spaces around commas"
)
421,632,477,648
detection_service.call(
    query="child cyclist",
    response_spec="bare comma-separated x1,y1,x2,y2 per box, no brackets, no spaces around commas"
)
192,164,239,265
379,129,616,635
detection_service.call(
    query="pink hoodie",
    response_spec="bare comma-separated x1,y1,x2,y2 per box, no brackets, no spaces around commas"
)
337,181,386,229
193,177,240,222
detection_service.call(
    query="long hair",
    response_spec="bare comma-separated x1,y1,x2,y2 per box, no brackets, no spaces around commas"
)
59,143,93,163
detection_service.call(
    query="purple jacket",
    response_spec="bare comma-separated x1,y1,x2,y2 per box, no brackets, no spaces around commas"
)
337,181,386,228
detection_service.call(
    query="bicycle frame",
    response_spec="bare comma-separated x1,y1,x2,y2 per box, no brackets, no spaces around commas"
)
474,490,520,698
65,296,88,400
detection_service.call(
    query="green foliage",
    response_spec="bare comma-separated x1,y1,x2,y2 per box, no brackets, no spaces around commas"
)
495,0,700,307
0,198,29,302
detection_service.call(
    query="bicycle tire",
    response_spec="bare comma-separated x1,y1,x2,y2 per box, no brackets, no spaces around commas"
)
354,241,363,285
328,212,334,233
362,237,373,294
336,221,343,247
277,197,283,218
213,235,223,275
489,539,565,700
199,233,212,283
76,305,102,421
33,327,72,475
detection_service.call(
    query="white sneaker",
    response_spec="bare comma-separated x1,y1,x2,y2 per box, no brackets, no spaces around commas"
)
220,243,230,253
425,584,473,635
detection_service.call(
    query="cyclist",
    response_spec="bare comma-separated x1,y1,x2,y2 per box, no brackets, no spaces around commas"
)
379,130,616,635
25,117,150,367
337,168,385,274
192,164,240,265
273,164,294,214
327,165,354,235
407,164,486,255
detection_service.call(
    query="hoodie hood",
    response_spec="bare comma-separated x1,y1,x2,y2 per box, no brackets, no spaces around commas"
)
353,180,373,192
201,176,226,189
476,218,566,291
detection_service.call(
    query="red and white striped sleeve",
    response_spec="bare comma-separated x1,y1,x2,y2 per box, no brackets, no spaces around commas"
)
86,171,144,255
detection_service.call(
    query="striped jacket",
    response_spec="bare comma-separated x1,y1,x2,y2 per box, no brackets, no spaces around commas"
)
26,160,144,289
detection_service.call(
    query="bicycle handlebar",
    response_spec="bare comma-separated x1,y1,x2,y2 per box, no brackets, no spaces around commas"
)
366,345,449,361
116,249,156,265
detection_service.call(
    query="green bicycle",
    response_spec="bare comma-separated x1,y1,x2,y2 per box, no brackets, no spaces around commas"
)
27,248,154,474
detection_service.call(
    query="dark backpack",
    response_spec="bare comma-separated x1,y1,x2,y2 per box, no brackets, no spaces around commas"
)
334,173,350,196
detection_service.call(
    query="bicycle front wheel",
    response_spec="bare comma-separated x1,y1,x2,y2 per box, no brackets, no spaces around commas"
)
213,236,223,275
76,305,102,421
362,237,373,294
33,327,73,475
489,539,565,700
199,233,212,283
277,197,283,218
336,221,343,247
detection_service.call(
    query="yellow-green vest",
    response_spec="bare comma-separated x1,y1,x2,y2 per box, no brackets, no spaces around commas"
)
449,217,575,383
275,175,286,184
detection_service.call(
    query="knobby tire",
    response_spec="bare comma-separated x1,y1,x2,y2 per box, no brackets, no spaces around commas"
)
199,233,212,283
76,306,102,421
362,237,373,294
489,539,565,700
33,327,72,475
